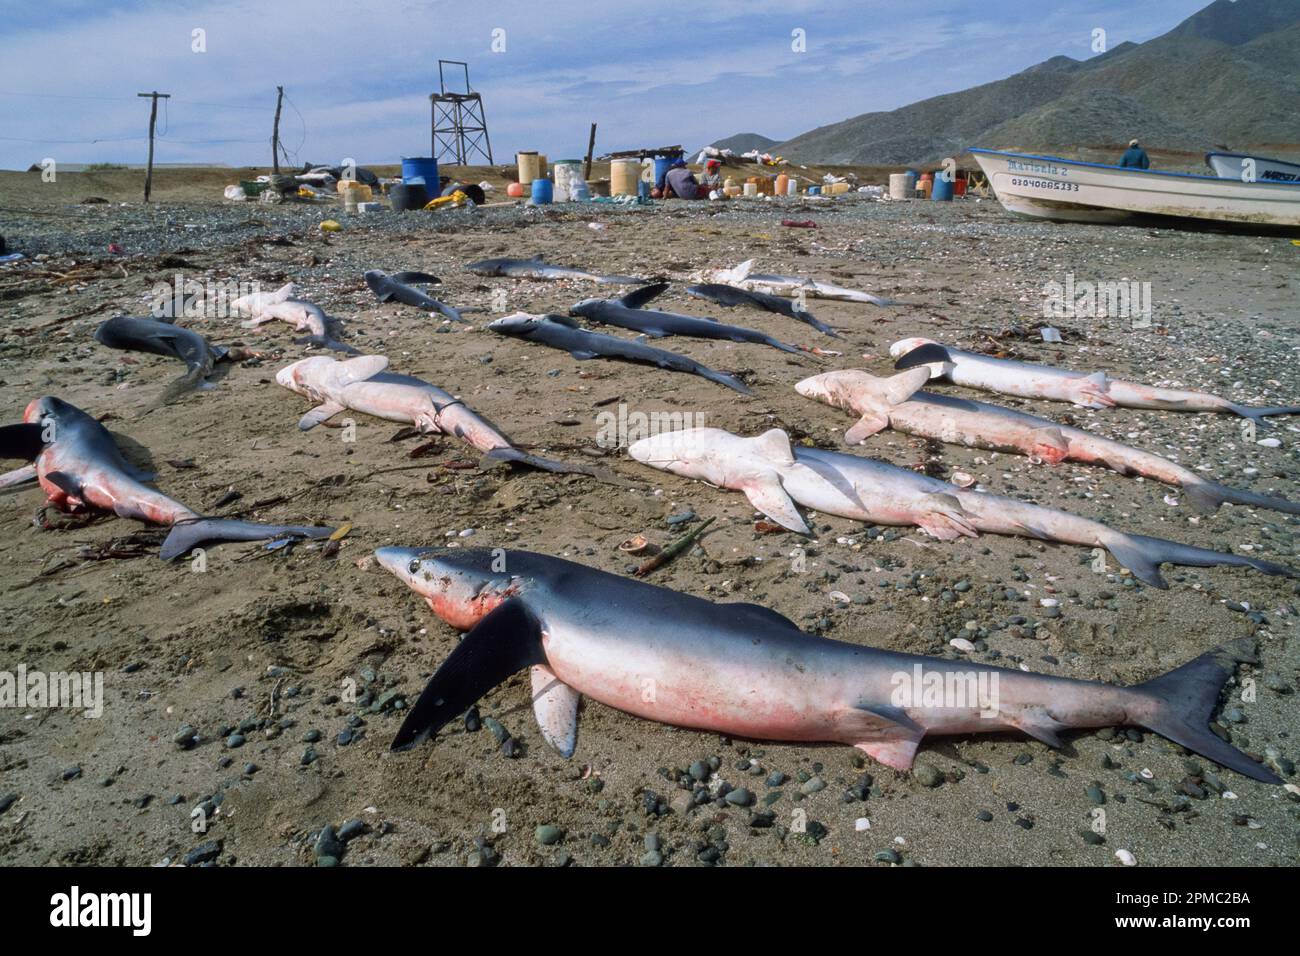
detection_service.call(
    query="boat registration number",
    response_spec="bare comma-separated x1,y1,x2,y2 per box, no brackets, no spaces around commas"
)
1010,177,1079,192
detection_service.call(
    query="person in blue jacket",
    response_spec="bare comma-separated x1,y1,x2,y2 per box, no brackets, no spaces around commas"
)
1118,139,1150,169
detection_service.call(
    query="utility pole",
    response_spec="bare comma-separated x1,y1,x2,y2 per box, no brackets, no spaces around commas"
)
584,123,597,180
271,86,284,174
136,91,170,202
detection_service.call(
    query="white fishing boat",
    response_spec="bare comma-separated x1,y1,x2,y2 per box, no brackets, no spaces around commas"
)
1205,151,1300,184
969,147,1300,231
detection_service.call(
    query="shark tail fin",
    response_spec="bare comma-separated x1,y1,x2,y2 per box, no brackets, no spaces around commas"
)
159,519,335,561
293,334,361,355
1101,530,1298,591
1184,478,1300,516
1131,638,1281,784
892,341,952,371
1234,405,1300,426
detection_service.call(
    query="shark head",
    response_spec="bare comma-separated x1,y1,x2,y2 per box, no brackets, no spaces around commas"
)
798,368,928,410
796,368,929,445
22,396,85,433
629,427,811,533
276,355,387,401
488,312,546,336
375,547,524,631
568,297,601,317
627,427,737,486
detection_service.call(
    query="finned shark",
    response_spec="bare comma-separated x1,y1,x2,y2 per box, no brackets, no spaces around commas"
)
488,312,752,394
704,259,897,306
796,367,1300,518
570,284,802,354
95,315,255,403
364,269,468,323
466,256,645,284
686,282,840,337
892,338,1300,425
231,283,358,354
627,426,1295,589
276,354,617,480
375,546,1281,783
0,397,335,560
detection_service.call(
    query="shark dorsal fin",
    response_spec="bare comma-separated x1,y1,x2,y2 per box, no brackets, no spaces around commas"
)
751,428,796,465
884,367,931,405
337,355,388,384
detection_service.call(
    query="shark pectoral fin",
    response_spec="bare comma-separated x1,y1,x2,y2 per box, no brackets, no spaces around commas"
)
391,598,547,751
0,423,47,461
884,368,932,405
740,474,809,534
845,414,888,445
1030,427,1070,463
619,282,670,309
751,428,796,465
298,402,347,431
530,665,581,758
1008,707,1068,748
849,705,926,771
568,349,600,360
1076,372,1115,407
917,493,978,540
43,470,84,499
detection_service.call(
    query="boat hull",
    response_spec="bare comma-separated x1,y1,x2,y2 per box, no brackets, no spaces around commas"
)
970,148,1300,232
1206,152,1300,185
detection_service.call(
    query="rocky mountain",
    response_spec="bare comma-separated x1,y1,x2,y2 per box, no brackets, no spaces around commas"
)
707,133,779,154
775,0,1300,164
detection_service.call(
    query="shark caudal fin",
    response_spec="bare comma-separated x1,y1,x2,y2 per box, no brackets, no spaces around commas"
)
391,598,547,751
481,447,631,486
1233,405,1300,427
0,423,47,461
892,341,954,371
1131,638,1282,784
293,334,361,355
158,362,215,405
1183,478,1300,517
698,366,753,394
159,519,335,561
1102,530,1297,590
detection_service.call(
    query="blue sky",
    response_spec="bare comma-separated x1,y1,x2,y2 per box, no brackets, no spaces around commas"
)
0,0,1210,170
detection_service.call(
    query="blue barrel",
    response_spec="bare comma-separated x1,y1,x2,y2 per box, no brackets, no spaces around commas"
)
931,176,955,201
531,178,553,204
401,156,439,187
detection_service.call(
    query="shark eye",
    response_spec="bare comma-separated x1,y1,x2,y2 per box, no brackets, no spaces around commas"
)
408,559,421,574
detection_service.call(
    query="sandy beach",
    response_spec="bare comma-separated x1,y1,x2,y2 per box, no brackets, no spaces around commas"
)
0,165,1297,868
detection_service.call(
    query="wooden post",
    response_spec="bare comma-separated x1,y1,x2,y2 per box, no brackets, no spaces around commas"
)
136,91,170,202
271,86,284,174
584,123,597,180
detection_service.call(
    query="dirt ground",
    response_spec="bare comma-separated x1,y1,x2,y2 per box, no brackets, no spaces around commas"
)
0,165,1297,868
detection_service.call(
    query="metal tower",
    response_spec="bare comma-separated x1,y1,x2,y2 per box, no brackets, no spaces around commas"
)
430,60,494,165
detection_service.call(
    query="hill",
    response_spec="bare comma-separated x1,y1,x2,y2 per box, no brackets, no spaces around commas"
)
775,0,1300,164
